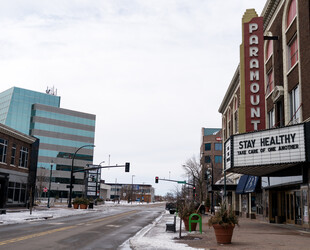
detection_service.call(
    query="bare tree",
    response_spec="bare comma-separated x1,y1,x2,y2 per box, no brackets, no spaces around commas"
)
182,155,206,203
36,167,49,198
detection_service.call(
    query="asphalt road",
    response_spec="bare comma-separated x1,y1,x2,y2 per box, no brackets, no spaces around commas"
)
0,203,164,250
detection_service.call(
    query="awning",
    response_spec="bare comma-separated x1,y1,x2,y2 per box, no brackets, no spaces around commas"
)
235,175,249,194
244,176,259,193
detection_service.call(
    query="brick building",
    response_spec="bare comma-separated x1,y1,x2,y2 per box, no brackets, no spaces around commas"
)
219,0,310,227
0,123,39,208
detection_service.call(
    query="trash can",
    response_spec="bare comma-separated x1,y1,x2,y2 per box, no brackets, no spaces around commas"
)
89,202,94,209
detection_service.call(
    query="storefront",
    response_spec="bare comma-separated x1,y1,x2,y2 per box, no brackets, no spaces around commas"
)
224,122,310,227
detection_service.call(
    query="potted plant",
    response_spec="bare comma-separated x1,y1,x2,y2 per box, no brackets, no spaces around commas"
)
72,197,81,209
79,197,89,209
177,201,199,231
208,201,239,244
96,198,105,205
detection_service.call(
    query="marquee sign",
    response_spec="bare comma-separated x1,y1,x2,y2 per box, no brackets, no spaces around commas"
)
244,16,265,132
233,124,306,167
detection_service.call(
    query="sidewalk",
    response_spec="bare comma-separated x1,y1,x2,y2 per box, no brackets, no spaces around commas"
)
131,211,310,250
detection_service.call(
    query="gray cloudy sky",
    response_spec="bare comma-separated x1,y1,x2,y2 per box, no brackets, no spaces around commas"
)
0,0,265,195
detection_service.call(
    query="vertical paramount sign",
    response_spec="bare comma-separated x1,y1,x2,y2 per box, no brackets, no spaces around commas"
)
240,10,265,133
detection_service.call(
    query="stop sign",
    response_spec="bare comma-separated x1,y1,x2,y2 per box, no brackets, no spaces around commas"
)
43,187,48,193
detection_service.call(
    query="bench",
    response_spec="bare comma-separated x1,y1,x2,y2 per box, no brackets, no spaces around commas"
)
0,209,6,215
166,215,176,232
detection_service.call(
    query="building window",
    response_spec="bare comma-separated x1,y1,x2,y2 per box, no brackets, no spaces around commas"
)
288,36,298,69
215,156,222,164
11,143,16,165
287,0,297,28
7,182,27,204
290,85,300,124
19,146,29,168
215,143,222,151
268,109,275,128
0,138,8,163
233,97,238,134
266,40,273,60
266,69,274,95
205,143,211,151
205,156,211,163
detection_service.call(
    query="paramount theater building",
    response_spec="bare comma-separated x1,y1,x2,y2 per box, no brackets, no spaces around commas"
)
219,0,310,227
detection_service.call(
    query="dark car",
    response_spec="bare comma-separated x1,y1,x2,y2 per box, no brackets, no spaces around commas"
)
165,202,177,214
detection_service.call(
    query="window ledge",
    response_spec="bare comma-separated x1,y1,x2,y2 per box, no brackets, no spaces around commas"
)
287,61,298,75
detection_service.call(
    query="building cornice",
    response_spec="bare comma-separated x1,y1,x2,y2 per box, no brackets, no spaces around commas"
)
0,123,36,144
218,65,240,113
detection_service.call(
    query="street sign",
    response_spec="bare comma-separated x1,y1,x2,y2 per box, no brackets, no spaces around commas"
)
43,187,48,193
177,181,186,184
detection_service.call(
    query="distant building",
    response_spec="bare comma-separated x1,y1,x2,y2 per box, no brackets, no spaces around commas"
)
0,123,39,208
0,87,96,199
200,128,223,208
105,183,155,203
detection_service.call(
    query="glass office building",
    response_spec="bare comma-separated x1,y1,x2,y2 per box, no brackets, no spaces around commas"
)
0,87,96,198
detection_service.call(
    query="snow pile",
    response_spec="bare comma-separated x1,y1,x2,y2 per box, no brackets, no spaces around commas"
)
0,207,95,225
121,211,203,250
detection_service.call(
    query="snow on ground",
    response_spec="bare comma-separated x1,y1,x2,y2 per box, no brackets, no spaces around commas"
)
121,211,203,250
0,207,95,225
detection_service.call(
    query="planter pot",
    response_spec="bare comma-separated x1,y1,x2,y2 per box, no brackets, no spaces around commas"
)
73,203,79,209
80,204,87,209
213,224,235,244
183,216,198,231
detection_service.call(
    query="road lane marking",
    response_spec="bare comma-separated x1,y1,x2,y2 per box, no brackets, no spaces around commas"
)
0,225,76,246
0,210,139,246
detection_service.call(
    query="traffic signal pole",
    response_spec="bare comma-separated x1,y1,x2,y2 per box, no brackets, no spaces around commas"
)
154,177,195,187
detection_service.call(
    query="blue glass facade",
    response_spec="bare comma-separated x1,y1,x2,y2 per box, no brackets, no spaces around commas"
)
0,87,96,197
0,87,60,134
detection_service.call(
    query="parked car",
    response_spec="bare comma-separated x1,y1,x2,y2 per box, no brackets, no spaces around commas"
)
165,202,177,214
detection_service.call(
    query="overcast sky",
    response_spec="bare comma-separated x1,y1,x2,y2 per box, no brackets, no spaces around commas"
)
0,0,266,196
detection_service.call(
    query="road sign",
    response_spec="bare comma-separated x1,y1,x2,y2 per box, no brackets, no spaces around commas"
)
177,181,186,184
43,187,48,193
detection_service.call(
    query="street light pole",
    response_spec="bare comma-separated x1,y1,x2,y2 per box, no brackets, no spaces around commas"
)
47,162,53,208
68,144,95,208
131,175,135,204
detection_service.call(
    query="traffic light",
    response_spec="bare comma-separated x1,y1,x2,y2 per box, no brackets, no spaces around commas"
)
125,162,130,172
155,176,159,183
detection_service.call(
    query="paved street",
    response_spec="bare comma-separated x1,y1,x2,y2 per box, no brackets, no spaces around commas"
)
0,204,163,250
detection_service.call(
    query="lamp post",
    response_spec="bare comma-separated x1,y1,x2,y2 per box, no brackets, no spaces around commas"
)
68,144,95,208
47,162,53,208
131,175,135,204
